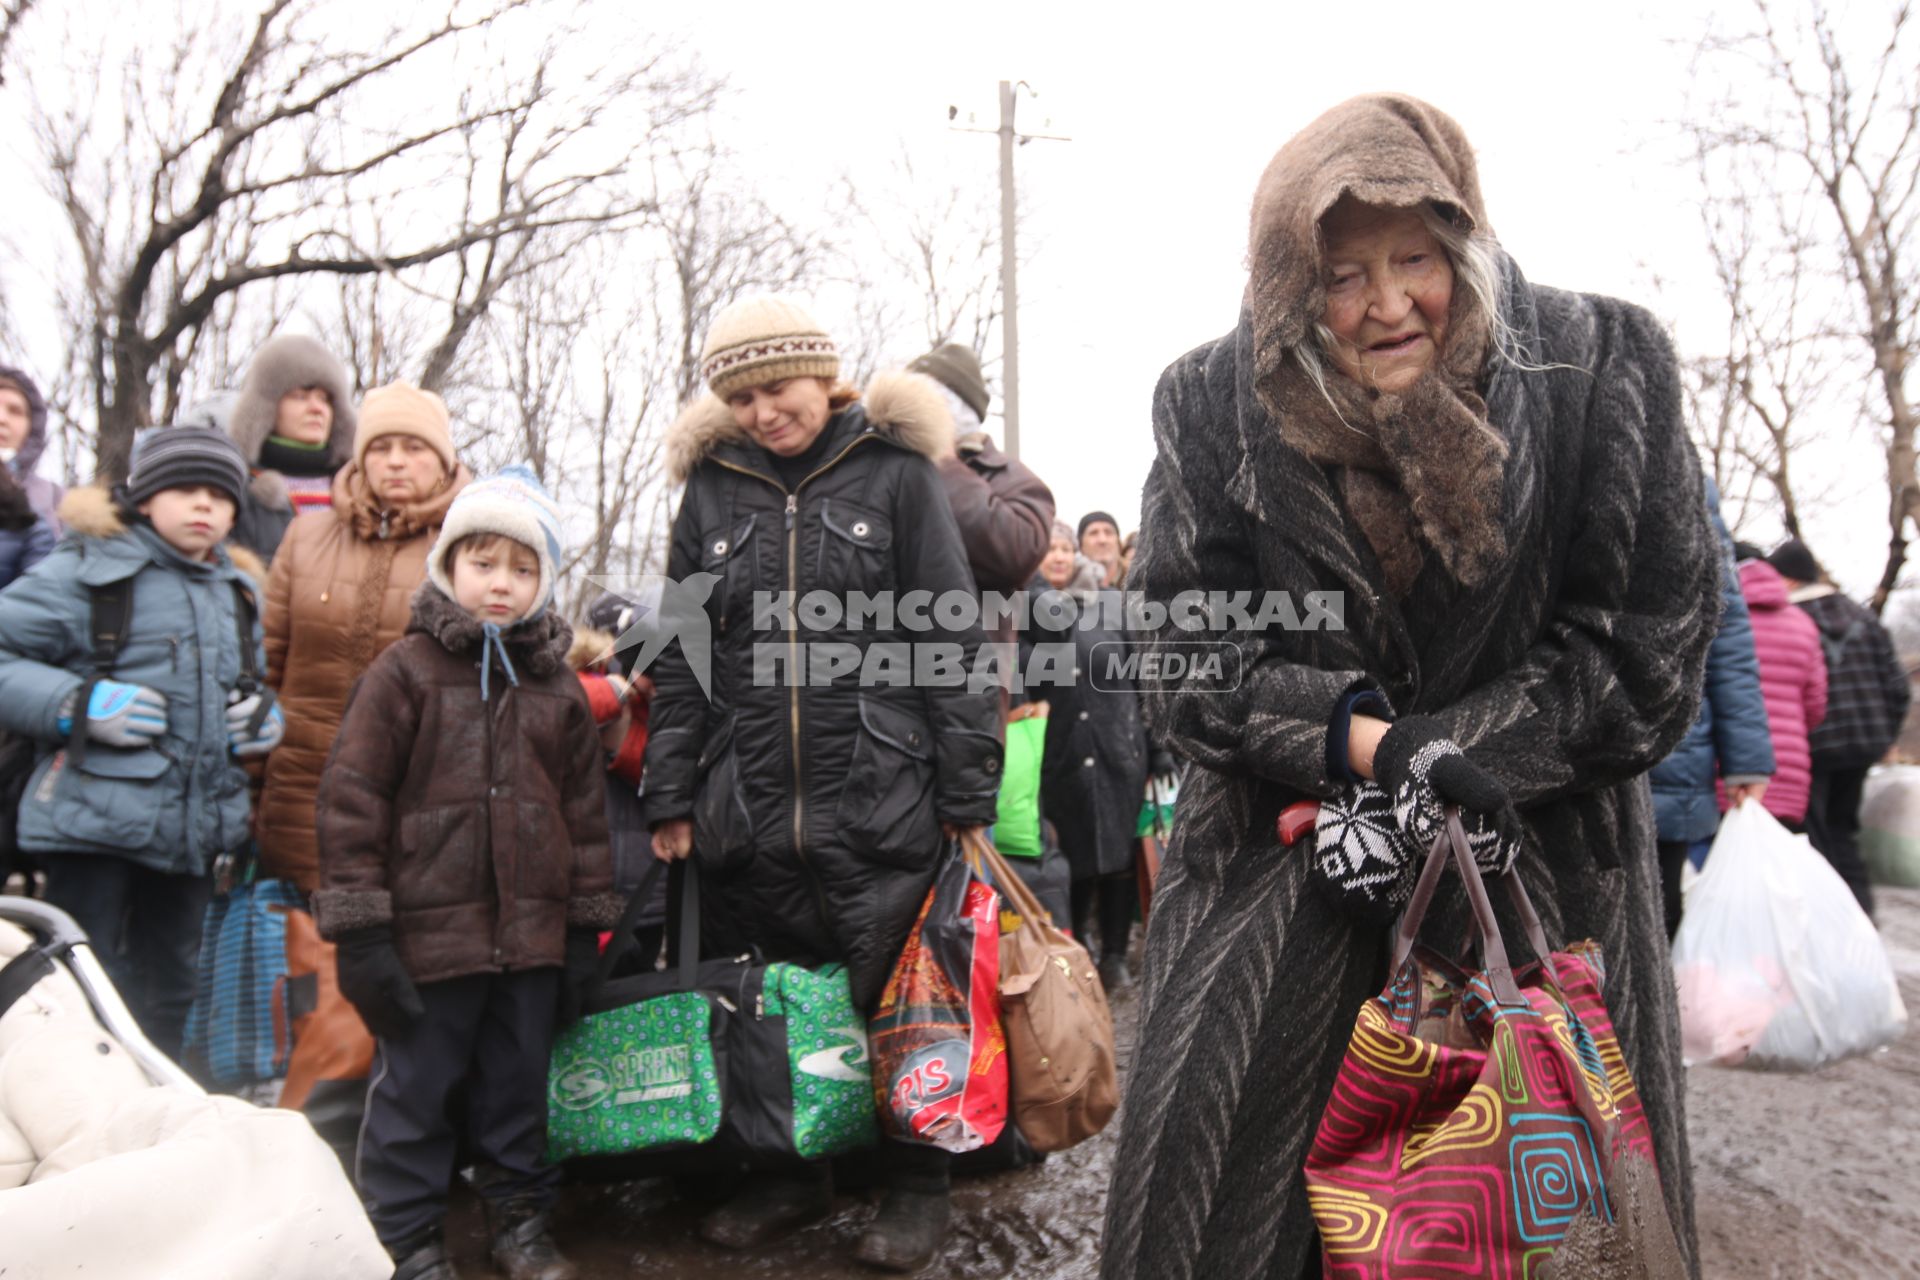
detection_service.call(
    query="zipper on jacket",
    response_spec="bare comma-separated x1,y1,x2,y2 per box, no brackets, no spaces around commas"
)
710,435,877,940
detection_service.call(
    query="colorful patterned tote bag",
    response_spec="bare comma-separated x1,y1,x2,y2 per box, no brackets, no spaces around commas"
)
1304,811,1684,1278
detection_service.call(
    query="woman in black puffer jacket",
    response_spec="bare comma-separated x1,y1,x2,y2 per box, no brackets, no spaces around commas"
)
644,295,1001,1275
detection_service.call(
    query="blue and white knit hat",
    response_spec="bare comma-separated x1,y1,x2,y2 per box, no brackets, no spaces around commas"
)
426,464,564,618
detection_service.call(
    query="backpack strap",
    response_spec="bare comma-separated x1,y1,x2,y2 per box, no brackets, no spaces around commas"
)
228,579,275,736
66,577,137,769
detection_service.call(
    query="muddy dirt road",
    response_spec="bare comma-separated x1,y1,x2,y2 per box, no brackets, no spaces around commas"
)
448,890,1920,1279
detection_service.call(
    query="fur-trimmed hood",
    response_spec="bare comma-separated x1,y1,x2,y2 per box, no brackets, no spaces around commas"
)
0,365,49,477
227,335,358,470
406,579,572,677
53,483,265,586
567,624,616,672
664,369,953,485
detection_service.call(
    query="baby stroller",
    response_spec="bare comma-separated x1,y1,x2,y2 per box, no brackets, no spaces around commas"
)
0,895,388,1278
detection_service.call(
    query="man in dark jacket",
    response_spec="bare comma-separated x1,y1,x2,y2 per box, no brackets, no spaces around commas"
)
1770,538,1911,916
1649,477,1774,935
909,342,1055,659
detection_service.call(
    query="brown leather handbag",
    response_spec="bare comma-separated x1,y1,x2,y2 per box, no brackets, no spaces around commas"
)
963,829,1119,1152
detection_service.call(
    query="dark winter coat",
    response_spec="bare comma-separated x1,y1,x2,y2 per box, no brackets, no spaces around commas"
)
645,372,1003,1010
311,584,621,985
1721,559,1826,824
937,433,1055,641
1100,264,1717,1280
0,486,265,875
0,477,54,589
1033,584,1150,880
1651,477,1775,843
1,365,65,530
1795,586,1911,771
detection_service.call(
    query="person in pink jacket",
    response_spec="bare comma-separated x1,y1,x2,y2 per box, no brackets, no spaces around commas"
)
1723,544,1829,826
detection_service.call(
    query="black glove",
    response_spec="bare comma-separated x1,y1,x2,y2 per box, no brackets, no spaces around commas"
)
558,930,603,1025
1148,748,1180,778
335,927,424,1040
1372,716,1522,875
1310,781,1420,922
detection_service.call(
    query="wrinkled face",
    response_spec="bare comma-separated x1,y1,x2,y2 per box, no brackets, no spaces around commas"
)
1041,535,1077,589
1079,520,1120,565
452,536,541,624
726,377,833,458
275,385,334,445
363,434,447,509
1320,198,1455,393
139,485,236,562
0,385,30,453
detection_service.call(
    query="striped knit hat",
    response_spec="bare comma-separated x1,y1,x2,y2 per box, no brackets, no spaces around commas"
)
427,464,565,618
700,295,840,401
126,426,250,508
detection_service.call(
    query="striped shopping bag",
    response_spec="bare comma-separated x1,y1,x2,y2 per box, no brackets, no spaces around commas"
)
183,874,306,1086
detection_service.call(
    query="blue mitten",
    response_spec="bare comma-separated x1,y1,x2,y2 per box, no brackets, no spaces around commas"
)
58,680,170,747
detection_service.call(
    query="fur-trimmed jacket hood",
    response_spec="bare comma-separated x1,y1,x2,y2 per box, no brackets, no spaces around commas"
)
406,579,573,681
665,369,953,486
1,365,65,528
55,484,267,586
228,335,358,470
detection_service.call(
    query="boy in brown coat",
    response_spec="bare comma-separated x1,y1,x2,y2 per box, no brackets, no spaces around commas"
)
315,466,619,1280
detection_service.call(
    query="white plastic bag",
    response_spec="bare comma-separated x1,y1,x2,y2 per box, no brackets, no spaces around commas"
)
1672,801,1908,1070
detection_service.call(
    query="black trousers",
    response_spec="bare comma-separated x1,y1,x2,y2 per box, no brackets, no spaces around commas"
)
356,969,561,1246
42,853,212,1059
1655,840,1690,940
1808,766,1876,916
1071,871,1136,962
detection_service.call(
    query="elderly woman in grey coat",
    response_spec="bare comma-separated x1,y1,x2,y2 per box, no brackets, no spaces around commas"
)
1099,95,1717,1280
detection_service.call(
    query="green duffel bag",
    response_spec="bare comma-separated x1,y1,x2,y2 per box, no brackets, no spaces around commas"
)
547,862,877,1168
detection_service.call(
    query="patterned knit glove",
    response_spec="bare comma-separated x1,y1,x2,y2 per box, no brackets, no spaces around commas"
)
1372,716,1522,875
1310,782,1419,922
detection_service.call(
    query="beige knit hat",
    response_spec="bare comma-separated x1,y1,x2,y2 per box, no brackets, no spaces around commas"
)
699,295,840,401
354,382,457,472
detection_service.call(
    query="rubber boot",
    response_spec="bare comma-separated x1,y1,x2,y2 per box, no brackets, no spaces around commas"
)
854,1188,952,1273
484,1198,577,1280
389,1230,460,1280
698,1169,834,1250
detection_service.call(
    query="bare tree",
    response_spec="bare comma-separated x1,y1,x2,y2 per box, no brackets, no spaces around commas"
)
1689,0,1919,609
835,144,1008,386
11,0,702,480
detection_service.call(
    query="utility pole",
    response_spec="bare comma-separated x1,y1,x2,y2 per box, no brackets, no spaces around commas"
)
952,82,1067,461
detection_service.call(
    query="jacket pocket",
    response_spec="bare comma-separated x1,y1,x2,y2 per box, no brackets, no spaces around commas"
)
816,500,893,599
699,514,758,635
692,715,755,876
836,695,939,869
23,747,170,854
394,805,490,910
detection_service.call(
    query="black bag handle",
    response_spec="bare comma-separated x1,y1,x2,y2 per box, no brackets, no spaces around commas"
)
587,857,704,997
67,576,135,769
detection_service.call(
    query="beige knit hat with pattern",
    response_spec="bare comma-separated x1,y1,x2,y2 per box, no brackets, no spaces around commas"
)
699,295,840,401
354,381,457,472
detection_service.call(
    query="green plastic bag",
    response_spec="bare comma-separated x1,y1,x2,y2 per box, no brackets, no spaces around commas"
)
1136,775,1177,839
995,708,1048,858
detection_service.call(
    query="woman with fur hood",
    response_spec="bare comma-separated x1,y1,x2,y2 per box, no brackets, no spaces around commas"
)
1100,96,1718,1279
222,333,359,560
644,296,1002,1275
0,365,65,529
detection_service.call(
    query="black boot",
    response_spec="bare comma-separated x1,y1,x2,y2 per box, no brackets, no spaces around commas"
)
389,1230,460,1280
854,1188,952,1273
1097,951,1131,992
698,1169,834,1250
484,1198,576,1280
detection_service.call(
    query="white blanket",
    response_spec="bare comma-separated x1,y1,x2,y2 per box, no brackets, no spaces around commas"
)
0,918,388,1278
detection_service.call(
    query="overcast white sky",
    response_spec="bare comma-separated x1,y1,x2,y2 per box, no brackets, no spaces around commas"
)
2,0,1898,594
658,0,1895,594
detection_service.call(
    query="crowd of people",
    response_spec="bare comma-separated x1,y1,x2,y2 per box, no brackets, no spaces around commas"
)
1,89,1913,1280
